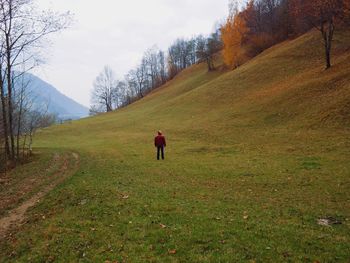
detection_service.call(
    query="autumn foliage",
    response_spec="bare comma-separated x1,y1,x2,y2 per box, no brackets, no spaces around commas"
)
221,11,249,68
221,0,350,69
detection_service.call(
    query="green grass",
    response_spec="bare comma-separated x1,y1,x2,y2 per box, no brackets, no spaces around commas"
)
0,30,349,262
0,150,72,217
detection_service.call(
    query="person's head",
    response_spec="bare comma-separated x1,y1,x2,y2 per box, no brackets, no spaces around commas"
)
158,130,162,135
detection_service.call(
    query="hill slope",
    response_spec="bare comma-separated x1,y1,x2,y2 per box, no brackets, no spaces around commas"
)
1,30,349,262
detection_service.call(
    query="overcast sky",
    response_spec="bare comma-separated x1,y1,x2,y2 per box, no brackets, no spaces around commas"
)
33,0,229,107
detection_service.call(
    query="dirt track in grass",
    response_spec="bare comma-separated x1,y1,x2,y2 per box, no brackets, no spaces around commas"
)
0,152,79,239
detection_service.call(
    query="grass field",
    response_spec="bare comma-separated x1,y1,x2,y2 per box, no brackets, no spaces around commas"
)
0,30,349,262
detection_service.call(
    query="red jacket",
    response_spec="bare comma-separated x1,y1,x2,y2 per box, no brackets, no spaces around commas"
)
155,135,166,147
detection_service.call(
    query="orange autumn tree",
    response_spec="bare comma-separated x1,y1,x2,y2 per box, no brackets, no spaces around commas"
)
221,8,249,68
292,0,350,69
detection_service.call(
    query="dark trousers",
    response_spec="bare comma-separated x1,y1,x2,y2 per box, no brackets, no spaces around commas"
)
157,146,164,160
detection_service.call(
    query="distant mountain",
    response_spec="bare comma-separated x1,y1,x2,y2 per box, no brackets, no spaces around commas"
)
20,73,89,120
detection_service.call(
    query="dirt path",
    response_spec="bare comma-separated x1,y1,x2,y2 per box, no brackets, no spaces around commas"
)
0,152,79,239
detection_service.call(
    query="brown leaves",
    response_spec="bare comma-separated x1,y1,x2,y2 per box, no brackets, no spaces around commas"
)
317,217,342,226
291,0,349,24
168,249,177,255
243,211,249,220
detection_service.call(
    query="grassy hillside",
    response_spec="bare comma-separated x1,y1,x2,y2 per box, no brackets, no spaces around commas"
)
1,30,349,262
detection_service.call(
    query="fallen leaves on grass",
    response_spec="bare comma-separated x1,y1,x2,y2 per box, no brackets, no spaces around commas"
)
168,249,177,254
160,223,167,229
243,211,249,220
317,217,342,226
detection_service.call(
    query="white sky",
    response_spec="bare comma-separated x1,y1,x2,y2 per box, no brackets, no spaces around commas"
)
33,0,229,107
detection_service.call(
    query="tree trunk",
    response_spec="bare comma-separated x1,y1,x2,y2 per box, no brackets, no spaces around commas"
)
207,57,215,71
325,44,331,69
138,84,143,98
29,133,33,156
0,70,10,157
6,66,15,160
16,89,24,160
22,133,27,159
321,20,334,70
6,34,15,161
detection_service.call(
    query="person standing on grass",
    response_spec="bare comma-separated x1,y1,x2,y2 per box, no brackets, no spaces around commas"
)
154,130,166,160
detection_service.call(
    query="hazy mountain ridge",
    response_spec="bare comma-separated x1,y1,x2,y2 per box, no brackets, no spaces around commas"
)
21,73,89,120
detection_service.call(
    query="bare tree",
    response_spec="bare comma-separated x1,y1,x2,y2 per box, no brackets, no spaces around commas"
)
123,72,138,105
23,107,56,156
144,47,160,90
158,50,167,85
129,58,148,98
0,26,9,158
0,99,6,173
167,36,217,77
196,32,222,71
299,0,350,69
13,72,30,159
0,0,71,162
115,80,127,107
142,46,170,90
91,66,118,113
